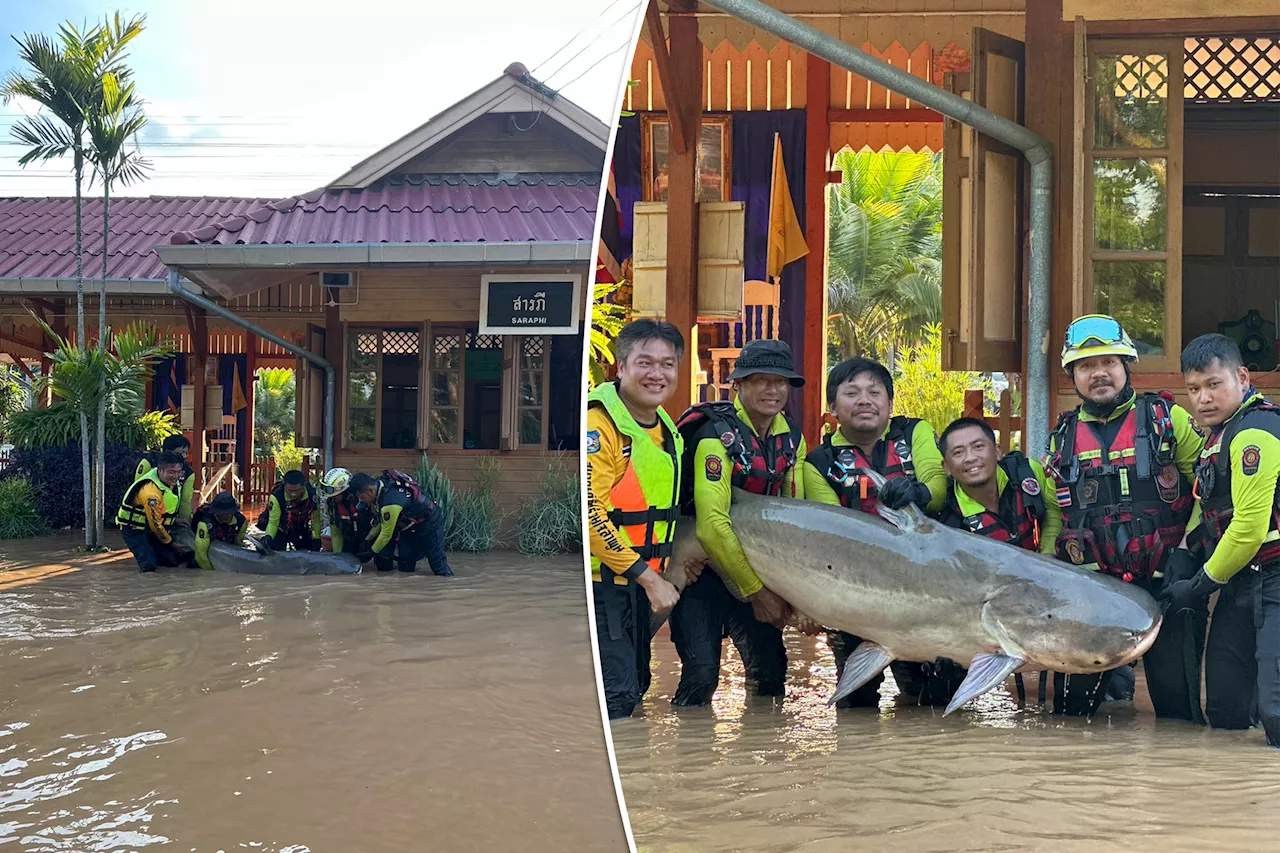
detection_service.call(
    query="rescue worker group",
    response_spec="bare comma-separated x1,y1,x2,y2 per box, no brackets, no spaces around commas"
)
118,455,454,577
588,314,1280,749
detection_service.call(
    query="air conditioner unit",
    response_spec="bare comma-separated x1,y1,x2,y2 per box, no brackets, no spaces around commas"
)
320,271,356,288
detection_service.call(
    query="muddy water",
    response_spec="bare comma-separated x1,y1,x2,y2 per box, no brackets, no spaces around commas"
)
613,628,1280,853
0,534,627,853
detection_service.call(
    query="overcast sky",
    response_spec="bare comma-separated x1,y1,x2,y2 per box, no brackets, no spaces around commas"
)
0,0,642,197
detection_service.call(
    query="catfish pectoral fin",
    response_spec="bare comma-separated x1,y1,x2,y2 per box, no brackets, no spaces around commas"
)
942,653,1024,716
828,641,893,706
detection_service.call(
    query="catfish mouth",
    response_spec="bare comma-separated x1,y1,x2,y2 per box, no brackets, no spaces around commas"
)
1127,615,1162,661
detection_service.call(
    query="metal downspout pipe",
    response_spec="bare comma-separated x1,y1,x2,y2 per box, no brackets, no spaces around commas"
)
700,0,1055,457
166,268,336,472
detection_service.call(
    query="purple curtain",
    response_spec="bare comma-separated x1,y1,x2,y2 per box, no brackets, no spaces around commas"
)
152,355,186,413
732,110,808,421
217,354,250,482
613,114,642,263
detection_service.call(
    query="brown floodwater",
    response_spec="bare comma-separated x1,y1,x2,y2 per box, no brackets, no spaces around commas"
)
0,533,627,853
613,626,1280,853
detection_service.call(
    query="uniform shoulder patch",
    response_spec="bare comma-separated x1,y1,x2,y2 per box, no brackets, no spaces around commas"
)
705,454,723,482
383,509,394,522
147,497,158,507
586,430,601,454
1242,445,1261,476
1020,477,1041,496
720,431,736,448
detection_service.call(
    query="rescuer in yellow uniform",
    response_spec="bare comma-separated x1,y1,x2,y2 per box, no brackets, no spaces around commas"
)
587,320,684,719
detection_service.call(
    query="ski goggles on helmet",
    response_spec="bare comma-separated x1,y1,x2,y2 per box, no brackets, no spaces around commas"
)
1064,315,1126,349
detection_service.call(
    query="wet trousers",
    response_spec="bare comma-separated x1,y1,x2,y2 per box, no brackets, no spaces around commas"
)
594,578,651,719
828,631,943,707
1204,563,1280,747
1054,575,1207,719
373,508,451,574
670,569,786,705
123,529,184,573
269,528,318,552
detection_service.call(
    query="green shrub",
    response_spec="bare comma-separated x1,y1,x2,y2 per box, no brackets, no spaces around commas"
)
518,454,581,556
891,324,993,436
0,478,47,539
413,453,503,552
272,437,304,472
5,404,178,450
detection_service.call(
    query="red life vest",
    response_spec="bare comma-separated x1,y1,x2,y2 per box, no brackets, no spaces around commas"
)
1194,395,1280,567
328,494,369,533
269,481,317,536
805,416,921,514
938,453,1045,550
675,401,802,510
192,507,246,543
1046,393,1192,582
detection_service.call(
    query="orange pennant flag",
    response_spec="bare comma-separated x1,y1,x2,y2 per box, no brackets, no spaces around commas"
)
231,362,247,414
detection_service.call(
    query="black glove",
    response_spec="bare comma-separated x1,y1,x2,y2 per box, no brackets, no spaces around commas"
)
1161,548,1197,594
1159,567,1220,614
878,477,931,510
355,550,375,563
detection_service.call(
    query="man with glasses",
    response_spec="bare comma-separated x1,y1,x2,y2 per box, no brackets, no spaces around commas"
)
1043,315,1206,719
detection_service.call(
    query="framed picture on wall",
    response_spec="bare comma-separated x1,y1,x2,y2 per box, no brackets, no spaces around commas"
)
641,114,732,203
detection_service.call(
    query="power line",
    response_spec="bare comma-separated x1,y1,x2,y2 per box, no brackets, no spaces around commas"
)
542,1,645,86
530,0,630,76
555,38,638,93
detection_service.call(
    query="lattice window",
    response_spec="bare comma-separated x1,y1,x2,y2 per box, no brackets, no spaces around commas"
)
382,329,420,355
467,332,503,350
1108,54,1169,102
1185,37,1280,105
521,337,545,359
430,330,464,445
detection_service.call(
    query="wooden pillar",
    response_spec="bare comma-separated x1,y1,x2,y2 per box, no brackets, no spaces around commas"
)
244,331,258,479
803,54,831,448
187,305,208,493
1024,0,1069,424
655,0,702,410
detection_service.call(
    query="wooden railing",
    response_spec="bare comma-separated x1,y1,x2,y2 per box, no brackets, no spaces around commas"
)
245,454,319,515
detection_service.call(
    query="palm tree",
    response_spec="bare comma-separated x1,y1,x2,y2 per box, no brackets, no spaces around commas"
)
3,14,146,546
85,16,149,543
254,368,296,454
826,151,944,365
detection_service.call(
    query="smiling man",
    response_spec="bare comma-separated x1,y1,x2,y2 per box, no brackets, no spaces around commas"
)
803,357,946,707
1163,333,1280,748
1044,314,1205,720
586,320,685,719
669,339,807,707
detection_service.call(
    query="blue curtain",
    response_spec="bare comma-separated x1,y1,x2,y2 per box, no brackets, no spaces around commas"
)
611,110,812,422
731,110,808,420
152,355,186,413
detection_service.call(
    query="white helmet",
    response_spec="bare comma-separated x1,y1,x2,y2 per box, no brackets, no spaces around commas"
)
321,467,351,497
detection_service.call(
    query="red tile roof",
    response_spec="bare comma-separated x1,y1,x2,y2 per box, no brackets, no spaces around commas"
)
0,196,274,281
168,174,600,247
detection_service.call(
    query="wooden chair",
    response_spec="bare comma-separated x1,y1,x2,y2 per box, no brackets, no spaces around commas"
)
703,280,781,403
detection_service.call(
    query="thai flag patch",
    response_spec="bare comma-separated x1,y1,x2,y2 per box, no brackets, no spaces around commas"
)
1056,486,1072,508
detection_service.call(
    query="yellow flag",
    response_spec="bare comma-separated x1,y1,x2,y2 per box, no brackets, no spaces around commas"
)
231,362,247,414
765,132,809,281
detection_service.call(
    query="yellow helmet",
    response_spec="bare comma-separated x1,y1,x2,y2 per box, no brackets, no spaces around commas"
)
1061,314,1138,370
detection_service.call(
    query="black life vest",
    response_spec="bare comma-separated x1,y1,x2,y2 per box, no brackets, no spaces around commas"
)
674,401,802,514
192,507,246,543
1046,392,1192,581
261,481,317,536
938,452,1046,550
1194,395,1280,567
804,416,921,514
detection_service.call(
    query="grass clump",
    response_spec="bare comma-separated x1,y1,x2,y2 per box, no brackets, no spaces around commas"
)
0,477,48,540
518,454,581,556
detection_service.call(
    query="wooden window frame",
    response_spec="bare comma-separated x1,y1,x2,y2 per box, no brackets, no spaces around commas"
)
516,335,551,449
428,326,467,450
1082,36,1185,373
342,325,423,450
640,113,733,203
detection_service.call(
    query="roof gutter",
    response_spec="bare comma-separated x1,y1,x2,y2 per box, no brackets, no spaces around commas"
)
166,267,334,473
155,240,594,269
0,277,177,296
700,0,1054,457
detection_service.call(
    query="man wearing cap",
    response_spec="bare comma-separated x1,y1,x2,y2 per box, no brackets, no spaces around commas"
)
1044,314,1205,719
258,469,323,552
669,338,807,706
802,357,947,707
191,491,249,571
